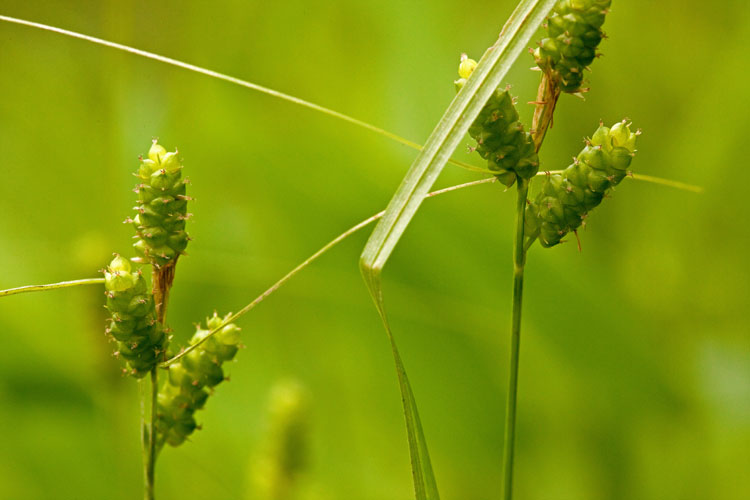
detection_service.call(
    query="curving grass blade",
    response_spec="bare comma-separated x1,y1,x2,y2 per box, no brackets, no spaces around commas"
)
359,1,556,499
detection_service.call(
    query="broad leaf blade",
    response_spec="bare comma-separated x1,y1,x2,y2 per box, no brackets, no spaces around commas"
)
359,1,556,499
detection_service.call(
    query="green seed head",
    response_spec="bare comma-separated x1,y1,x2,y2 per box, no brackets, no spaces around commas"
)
132,140,189,268
526,119,639,247
455,56,538,186
103,255,165,377
155,312,243,448
104,255,136,292
535,0,612,93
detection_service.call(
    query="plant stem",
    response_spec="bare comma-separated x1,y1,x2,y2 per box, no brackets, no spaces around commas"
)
139,378,150,500
0,277,104,297
160,178,499,367
144,367,157,500
501,73,559,499
0,15,490,175
501,178,529,500
142,262,175,500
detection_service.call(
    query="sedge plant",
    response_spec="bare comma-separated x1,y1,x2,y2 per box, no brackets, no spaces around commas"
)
0,2,702,499
360,1,644,499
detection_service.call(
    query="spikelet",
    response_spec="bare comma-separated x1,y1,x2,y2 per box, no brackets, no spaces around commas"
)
103,255,166,377
525,120,639,247
533,0,611,93
455,55,538,187
155,312,241,447
132,140,189,268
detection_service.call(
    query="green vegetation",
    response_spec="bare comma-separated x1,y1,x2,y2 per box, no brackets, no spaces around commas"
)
0,1,747,500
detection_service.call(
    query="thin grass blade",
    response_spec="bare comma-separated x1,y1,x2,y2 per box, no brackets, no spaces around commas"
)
359,1,556,499
361,0,554,279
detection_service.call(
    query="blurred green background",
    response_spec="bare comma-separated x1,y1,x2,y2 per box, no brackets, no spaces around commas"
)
1,1,748,499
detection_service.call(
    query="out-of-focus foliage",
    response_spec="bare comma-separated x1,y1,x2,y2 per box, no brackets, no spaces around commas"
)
0,1,748,499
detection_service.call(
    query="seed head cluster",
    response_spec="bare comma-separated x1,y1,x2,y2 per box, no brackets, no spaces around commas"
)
103,255,166,377
156,312,242,447
455,56,539,187
534,0,611,93
131,141,190,268
525,120,639,247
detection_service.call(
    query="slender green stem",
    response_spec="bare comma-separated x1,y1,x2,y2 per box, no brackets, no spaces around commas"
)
161,177,498,366
501,72,558,499
143,263,174,499
155,165,699,368
0,16,704,186
629,172,703,193
0,171,699,308
139,378,151,500
0,277,104,297
502,179,529,500
0,15,493,176
144,367,157,500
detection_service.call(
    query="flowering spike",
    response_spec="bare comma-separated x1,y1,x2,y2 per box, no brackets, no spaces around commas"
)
132,141,189,268
533,0,611,93
525,120,639,247
155,312,242,448
104,255,166,377
454,54,538,187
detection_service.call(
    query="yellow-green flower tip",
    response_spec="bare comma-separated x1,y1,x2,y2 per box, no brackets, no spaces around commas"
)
109,254,131,273
609,121,638,152
148,140,167,163
138,159,157,179
458,54,477,79
161,151,182,174
105,255,135,292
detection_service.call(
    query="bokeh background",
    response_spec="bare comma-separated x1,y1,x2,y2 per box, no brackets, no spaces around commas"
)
1,1,748,499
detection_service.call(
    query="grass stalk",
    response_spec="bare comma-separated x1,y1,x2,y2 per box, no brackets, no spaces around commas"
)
502,178,529,500
160,178,497,366
0,15,491,175
138,378,150,500
500,74,558,499
144,367,157,500
142,263,177,499
0,172,697,318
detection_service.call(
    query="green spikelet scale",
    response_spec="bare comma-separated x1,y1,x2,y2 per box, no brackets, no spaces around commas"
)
525,120,638,247
534,0,611,93
132,141,189,268
155,312,241,447
455,56,538,187
104,255,166,377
